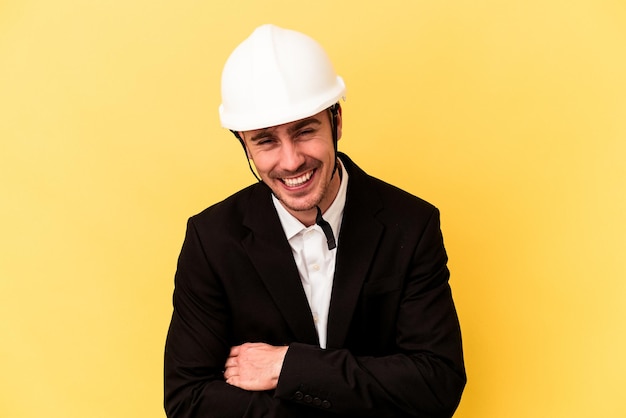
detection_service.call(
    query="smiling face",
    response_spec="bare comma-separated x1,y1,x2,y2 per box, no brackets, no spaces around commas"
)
241,107,342,226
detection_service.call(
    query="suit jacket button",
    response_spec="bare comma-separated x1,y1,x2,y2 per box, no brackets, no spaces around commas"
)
322,400,331,409
304,395,313,403
313,397,322,406
294,391,303,401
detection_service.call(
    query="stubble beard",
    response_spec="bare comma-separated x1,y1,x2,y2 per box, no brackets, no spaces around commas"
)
276,181,328,214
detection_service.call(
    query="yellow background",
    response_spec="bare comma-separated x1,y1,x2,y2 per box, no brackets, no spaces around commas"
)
2,1,625,417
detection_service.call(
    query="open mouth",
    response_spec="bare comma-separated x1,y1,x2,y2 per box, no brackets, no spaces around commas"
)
281,170,314,188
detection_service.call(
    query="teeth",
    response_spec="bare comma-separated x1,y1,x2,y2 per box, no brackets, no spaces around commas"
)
283,171,313,187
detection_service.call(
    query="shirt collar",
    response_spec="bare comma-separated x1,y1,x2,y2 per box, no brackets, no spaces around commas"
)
273,158,349,242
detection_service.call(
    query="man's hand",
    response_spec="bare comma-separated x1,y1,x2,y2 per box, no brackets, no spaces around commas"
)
224,343,289,391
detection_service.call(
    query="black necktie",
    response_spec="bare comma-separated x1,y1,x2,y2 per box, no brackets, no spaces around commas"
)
315,206,336,250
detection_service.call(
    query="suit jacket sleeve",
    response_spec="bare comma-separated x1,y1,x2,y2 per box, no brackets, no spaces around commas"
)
274,207,465,418
164,216,246,417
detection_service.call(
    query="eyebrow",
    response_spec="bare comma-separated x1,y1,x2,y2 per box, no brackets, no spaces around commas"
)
249,117,322,142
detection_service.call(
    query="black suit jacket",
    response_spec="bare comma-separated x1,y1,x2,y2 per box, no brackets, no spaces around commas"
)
165,153,466,418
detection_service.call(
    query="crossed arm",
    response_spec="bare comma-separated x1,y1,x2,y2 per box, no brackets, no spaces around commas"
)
165,282,465,418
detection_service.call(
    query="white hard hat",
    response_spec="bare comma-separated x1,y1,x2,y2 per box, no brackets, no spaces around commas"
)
219,24,346,131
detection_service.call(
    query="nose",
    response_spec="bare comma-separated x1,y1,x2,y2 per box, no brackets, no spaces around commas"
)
278,139,305,173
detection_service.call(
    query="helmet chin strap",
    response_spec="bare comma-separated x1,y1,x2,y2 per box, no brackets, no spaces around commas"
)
321,103,340,250
315,205,337,250
312,103,341,251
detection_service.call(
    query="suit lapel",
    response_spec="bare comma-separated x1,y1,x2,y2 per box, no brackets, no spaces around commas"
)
327,155,384,348
241,184,319,345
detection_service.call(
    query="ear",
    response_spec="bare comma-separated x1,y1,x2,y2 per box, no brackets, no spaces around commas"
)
335,104,343,141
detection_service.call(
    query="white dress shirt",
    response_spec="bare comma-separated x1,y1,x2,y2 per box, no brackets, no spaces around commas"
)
272,160,349,349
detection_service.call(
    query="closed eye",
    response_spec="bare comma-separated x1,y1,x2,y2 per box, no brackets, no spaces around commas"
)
296,128,316,138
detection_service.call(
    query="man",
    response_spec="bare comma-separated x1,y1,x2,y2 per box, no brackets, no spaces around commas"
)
165,24,465,418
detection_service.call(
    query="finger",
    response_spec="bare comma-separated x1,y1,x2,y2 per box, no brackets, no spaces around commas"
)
225,375,237,386
229,345,241,356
